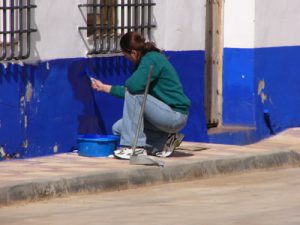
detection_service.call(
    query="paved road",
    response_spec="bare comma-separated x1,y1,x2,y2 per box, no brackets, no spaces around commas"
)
1,167,300,225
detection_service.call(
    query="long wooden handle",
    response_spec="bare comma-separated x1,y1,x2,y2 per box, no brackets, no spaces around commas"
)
132,65,153,155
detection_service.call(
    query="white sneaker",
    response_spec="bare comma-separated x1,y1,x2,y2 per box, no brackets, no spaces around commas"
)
156,133,184,157
114,147,147,160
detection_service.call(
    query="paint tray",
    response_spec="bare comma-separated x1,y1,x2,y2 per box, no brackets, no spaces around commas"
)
77,134,120,157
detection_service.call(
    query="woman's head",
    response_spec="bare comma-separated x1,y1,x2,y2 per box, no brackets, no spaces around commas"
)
120,32,160,64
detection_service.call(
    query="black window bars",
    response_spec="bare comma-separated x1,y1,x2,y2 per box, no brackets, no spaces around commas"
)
78,0,156,55
0,0,37,61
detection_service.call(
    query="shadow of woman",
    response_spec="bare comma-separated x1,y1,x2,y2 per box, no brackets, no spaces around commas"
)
67,60,107,135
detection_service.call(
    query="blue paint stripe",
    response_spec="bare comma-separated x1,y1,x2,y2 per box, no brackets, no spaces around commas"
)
0,50,207,158
3,45,300,157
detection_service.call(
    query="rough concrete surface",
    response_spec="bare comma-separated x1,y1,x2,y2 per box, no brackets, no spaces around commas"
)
0,128,300,206
1,167,300,225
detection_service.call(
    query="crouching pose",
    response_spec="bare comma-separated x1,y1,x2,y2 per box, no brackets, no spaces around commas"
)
91,32,190,159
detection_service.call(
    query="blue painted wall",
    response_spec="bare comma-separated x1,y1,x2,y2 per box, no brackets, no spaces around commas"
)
254,46,300,137
0,50,207,159
221,46,300,143
2,46,300,158
222,48,256,127
0,64,26,157
166,51,208,142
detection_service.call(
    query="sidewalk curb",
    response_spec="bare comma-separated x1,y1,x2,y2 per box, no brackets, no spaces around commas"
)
1,149,300,206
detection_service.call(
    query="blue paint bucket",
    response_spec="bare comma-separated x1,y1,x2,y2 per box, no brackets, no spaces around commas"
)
77,134,120,157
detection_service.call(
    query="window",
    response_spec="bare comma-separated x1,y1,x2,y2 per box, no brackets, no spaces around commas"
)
0,0,37,61
79,0,156,55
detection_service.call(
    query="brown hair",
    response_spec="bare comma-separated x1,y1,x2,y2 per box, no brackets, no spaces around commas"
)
120,32,161,56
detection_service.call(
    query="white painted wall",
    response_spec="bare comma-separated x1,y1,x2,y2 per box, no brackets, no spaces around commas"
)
31,0,87,61
224,0,300,48
7,0,300,62
255,0,300,48
27,0,206,62
154,0,206,51
223,0,255,48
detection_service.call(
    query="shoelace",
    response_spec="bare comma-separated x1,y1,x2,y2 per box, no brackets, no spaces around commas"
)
134,149,145,154
166,135,176,147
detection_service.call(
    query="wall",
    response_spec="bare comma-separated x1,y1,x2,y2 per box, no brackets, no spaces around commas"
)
0,0,208,159
222,0,256,127
31,0,207,61
224,0,255,48
4,0,300,157
255,0,300,48
222,0,300,143
254,0,300,137
30,0,87,62
154,0,206,51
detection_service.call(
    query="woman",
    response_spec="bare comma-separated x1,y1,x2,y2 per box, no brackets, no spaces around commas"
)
91,32,190,159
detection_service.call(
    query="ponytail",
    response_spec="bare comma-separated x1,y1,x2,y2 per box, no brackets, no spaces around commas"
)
120,32,161,56
142,41,161,55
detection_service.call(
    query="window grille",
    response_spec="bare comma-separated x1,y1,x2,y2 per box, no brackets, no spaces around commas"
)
0,0,37,61
78,0,156,55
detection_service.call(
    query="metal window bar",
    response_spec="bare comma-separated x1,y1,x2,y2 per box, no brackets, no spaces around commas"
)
78,0,156,55
113,2,118,52
0,0,37,61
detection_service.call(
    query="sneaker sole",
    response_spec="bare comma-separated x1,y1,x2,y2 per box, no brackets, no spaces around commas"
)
113,152,131,160
156,133,184,158
114,149,146,160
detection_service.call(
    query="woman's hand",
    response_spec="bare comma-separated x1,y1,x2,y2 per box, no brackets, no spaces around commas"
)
91,78,112,93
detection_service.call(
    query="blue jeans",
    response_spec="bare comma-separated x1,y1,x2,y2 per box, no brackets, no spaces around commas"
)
112,91,188,152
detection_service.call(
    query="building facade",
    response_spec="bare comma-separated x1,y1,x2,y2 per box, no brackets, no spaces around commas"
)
0,0,299,158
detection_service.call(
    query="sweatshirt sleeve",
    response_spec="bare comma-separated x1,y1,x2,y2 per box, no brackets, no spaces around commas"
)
109,85,126,98
125,54,162,94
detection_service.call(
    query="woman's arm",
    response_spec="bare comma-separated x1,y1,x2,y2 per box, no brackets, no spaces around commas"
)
91,78,112,93
91,78,126,98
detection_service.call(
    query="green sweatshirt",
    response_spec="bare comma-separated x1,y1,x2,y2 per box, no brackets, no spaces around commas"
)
110,51,191,115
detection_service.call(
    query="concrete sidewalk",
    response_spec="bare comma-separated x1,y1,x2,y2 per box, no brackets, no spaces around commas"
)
1,128,300,206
